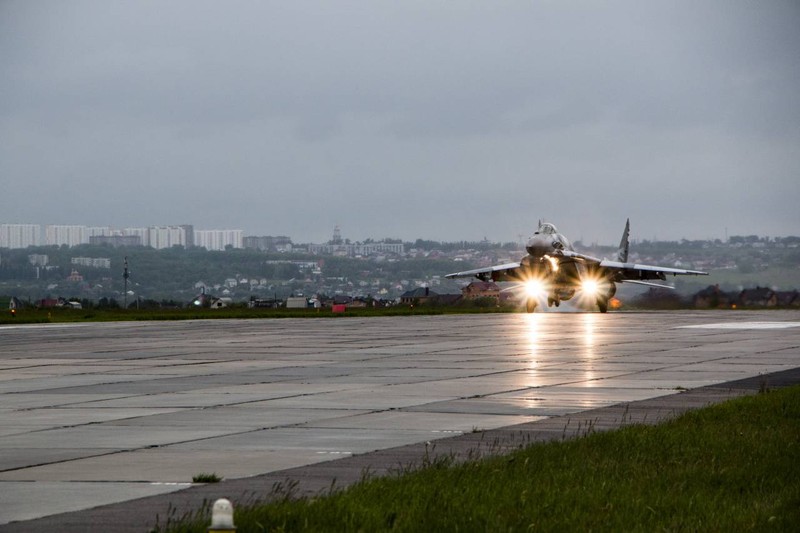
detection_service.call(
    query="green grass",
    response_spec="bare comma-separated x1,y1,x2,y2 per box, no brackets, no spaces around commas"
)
0,304,517,325
154,385,800,532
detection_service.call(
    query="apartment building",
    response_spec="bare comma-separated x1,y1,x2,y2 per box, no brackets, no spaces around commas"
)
195,229,244,251
45,225,87,247
0,224,42,248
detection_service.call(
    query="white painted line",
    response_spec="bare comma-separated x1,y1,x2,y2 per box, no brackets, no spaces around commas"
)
316,451,353,455
679,322,800,330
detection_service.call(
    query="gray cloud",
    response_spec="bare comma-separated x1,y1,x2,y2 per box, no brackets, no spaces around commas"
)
1,0,798,244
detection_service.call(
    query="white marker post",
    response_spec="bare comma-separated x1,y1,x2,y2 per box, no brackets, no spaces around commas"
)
208,498,236,532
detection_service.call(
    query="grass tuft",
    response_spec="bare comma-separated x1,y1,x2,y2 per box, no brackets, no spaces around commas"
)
192,473,222,483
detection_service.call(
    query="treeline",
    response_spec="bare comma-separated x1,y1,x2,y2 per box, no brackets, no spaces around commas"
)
0,244,469,301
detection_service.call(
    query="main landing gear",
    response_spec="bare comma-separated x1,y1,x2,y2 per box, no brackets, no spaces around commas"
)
595,283,616,313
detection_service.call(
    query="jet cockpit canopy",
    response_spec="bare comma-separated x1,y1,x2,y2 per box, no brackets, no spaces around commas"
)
536,223,558,235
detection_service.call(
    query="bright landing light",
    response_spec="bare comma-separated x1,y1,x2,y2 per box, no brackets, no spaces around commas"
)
581,279,599,296
525,279,546,298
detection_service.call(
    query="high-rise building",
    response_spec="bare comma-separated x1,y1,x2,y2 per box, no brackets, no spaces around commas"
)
147,226,188,249
122,228,149,247
87,226,112,238
89,234,142,247
195,229,244,251
45,225,87,247
0,224,42,248
179,225,194,247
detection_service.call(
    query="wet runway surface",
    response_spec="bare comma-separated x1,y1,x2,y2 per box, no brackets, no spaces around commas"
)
1,310,799,529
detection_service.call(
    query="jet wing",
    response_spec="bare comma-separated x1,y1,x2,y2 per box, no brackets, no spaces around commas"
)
622,280,684,289
445,262,521,279
561,250,708,282
596,259,708,277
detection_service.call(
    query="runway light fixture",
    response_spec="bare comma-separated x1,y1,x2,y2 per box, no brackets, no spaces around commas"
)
208,498,236,532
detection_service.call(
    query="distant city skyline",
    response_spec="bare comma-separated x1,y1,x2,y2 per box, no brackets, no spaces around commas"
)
2,219,796,252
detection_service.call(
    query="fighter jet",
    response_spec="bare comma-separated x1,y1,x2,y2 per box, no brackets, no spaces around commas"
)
445,219,708,313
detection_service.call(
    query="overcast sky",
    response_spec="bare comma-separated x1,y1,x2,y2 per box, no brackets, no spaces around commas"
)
1,1,798,245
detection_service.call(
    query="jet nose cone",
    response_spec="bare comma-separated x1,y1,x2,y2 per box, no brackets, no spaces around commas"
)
526,235,550,257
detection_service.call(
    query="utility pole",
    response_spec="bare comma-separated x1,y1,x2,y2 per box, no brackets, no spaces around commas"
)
123,256,129,309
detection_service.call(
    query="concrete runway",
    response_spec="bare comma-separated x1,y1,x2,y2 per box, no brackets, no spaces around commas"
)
1,310,799,530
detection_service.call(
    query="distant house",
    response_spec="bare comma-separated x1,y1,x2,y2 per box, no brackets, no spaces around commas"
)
400,287,438,305
737,287,778,308
210,297,232,309
1,296,23,311
693,285,734,309
249,297,280,308
399,288,462,306
333,295,354,306
286,297,309,309
6,296,23,310
35,297,81,309
192,293,232,308
37,298,60,308
776,290,800,308
461,281,501,303
349,297,370,308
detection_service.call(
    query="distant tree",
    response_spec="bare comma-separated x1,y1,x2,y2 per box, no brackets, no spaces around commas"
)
471,296,497,308
139,299,161,309
97,297,120,309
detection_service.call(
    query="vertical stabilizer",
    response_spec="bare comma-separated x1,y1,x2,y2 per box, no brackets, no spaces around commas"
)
617,219,630,263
